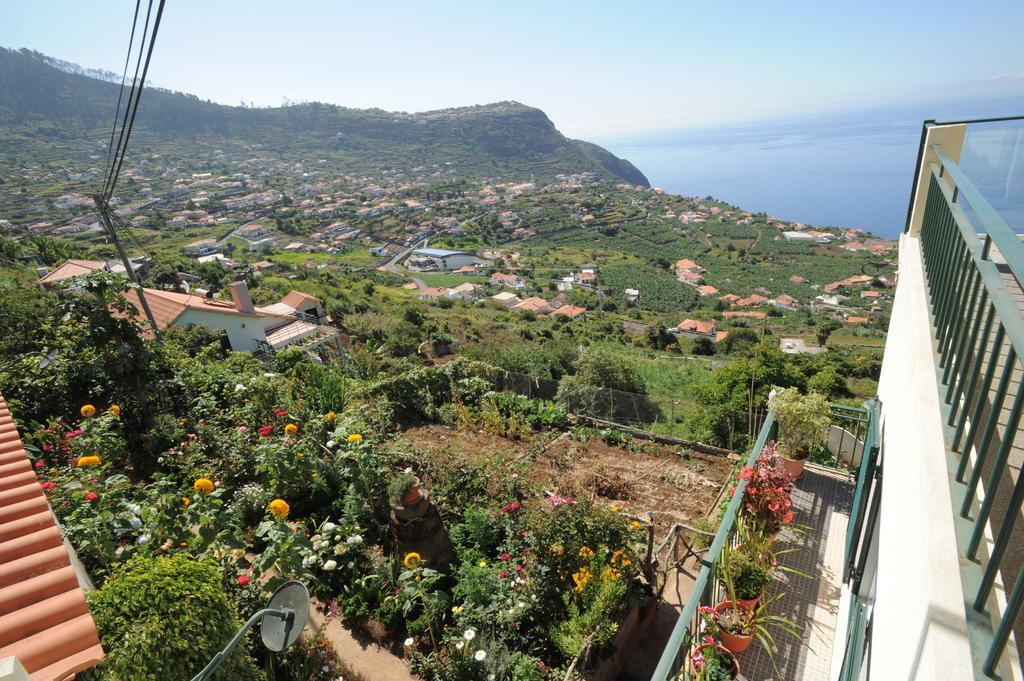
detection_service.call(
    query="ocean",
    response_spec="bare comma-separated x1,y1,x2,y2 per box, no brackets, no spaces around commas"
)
597,96,1024,240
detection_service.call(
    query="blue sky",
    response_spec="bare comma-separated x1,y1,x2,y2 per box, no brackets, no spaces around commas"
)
4,0,1023,137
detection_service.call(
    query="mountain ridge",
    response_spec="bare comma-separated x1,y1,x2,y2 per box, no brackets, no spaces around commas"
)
0,48,649,186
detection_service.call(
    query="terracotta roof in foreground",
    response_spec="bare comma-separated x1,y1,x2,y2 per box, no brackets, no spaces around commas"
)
38,260,106,288
0,390,104,679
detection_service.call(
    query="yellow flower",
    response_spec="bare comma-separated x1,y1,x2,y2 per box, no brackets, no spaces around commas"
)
630,520,643,530
326,411,336,424
311,472,318,479
478,560,488,567
572,568,592,592
551,544,564,557
347,433,362,443
179,418,187,427
80,404,96,418
76,455,101,467
403,552,422,569
193,478,214,494
108,404,121,417
602,566,621,582
284,423,298,436
610,550,631,567
181,496,191,508
268,499,290,519
578,546,594,558
452,605,464,615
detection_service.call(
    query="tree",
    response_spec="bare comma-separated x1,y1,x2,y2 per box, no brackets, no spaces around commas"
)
816,319,842,346
692,336,716,356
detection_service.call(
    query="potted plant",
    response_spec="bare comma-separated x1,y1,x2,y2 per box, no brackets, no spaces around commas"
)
388,472,421,508
739,441,796,536
717,544,772,613
690,638,740,680
770,388,831,479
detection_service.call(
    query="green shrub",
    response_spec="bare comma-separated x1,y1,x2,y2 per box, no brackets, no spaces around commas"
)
84,554,265,681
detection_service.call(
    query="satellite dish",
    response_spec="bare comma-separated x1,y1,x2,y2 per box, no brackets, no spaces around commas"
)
261,581,309,652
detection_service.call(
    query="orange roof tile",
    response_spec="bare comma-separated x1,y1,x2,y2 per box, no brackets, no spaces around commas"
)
123,288,256,329
0,390,104,678
677,319,717,335
38,260,106,288
281,290,322,308
551,305,586,319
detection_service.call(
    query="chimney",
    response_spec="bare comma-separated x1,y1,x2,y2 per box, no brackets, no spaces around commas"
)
228,281,256,314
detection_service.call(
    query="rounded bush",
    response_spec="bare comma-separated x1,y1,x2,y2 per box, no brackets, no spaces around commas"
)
84,554,265,681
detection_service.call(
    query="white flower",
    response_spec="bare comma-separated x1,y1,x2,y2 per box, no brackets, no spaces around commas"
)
136,534,149,545
346,534,363,545
347,561,354,569
463,629,476,641
323,522,337,532
326,440,336,449
323,560,338,571
263,372,276,378
129,517,141,530
334,544,345,555
127,504,141,515
312,534,322,542
517,601,526,609
234,383,246,392
474,650,486,661
488,676,495,681
455,641,464,650
404,637,414,647
157,456,164,464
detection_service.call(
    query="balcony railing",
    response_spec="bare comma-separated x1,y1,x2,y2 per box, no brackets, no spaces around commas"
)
916,122,1024,677
650,403,875,680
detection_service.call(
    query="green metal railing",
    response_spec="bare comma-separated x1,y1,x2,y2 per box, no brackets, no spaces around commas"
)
649,404,873,680
918,136,1024,677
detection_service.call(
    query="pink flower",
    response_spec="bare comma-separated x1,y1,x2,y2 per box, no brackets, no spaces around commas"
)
703,635,715,645
34,460,45,469
65,429,83,439
517,528,526,538
514,564,524,574
42,443,53,452
501,501,522,514
500,553,511,562
258,425,274,437
273,408,288,417
237,426,248,433
41,481,57,491
237,575,250,586
84,491,98,502
498,570,510,579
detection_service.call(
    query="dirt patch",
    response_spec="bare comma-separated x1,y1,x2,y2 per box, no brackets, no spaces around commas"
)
393,424,733,531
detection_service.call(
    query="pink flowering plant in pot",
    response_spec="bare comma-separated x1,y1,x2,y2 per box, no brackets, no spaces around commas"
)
737,440,796,535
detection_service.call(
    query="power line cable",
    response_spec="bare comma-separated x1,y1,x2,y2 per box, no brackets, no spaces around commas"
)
102,0,142,191
102,0,154,198
103,0,166,201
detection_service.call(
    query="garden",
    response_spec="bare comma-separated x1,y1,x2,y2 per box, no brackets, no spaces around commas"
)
5,275,737,680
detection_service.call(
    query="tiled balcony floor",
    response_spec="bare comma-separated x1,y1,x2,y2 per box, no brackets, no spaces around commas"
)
737,466,854,681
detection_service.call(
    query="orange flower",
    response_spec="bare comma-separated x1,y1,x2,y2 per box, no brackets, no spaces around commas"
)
108,404,121,417
284,423,298,436
268,498,289,519
347,433,363,443
193,478,214,494
80,404,96,418
403,552,422,569
326,411,336,424
578,546,594,558
181,496,191,508
76,455,101,467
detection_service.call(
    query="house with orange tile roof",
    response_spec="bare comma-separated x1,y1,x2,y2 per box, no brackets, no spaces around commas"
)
490,272,526,289
123,282,342,356
697,285,719,296
734,294,769,307
0,390,105,678
550,305,586,320
846,316,870,325
417,287,445,300
512,296,553,314
714,331,730,343
674,318,717,339
720,293,741,304
675,259,706,274
37,259,107,289
678,270,704,284
789,275,809,284
771,294,799,310
861,290,883,299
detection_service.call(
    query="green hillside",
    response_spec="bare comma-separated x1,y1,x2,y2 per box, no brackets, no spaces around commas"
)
0,47,648,186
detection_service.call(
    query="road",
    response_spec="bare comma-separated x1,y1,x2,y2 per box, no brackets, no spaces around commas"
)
381,237,429,289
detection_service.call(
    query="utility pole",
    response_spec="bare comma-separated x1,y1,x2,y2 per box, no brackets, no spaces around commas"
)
94,196,161,337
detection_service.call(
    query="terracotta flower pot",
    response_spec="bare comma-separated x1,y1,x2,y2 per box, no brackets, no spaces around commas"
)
733,592,763,614
691,643,740,679
714,602,753,653
782,448,809,479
